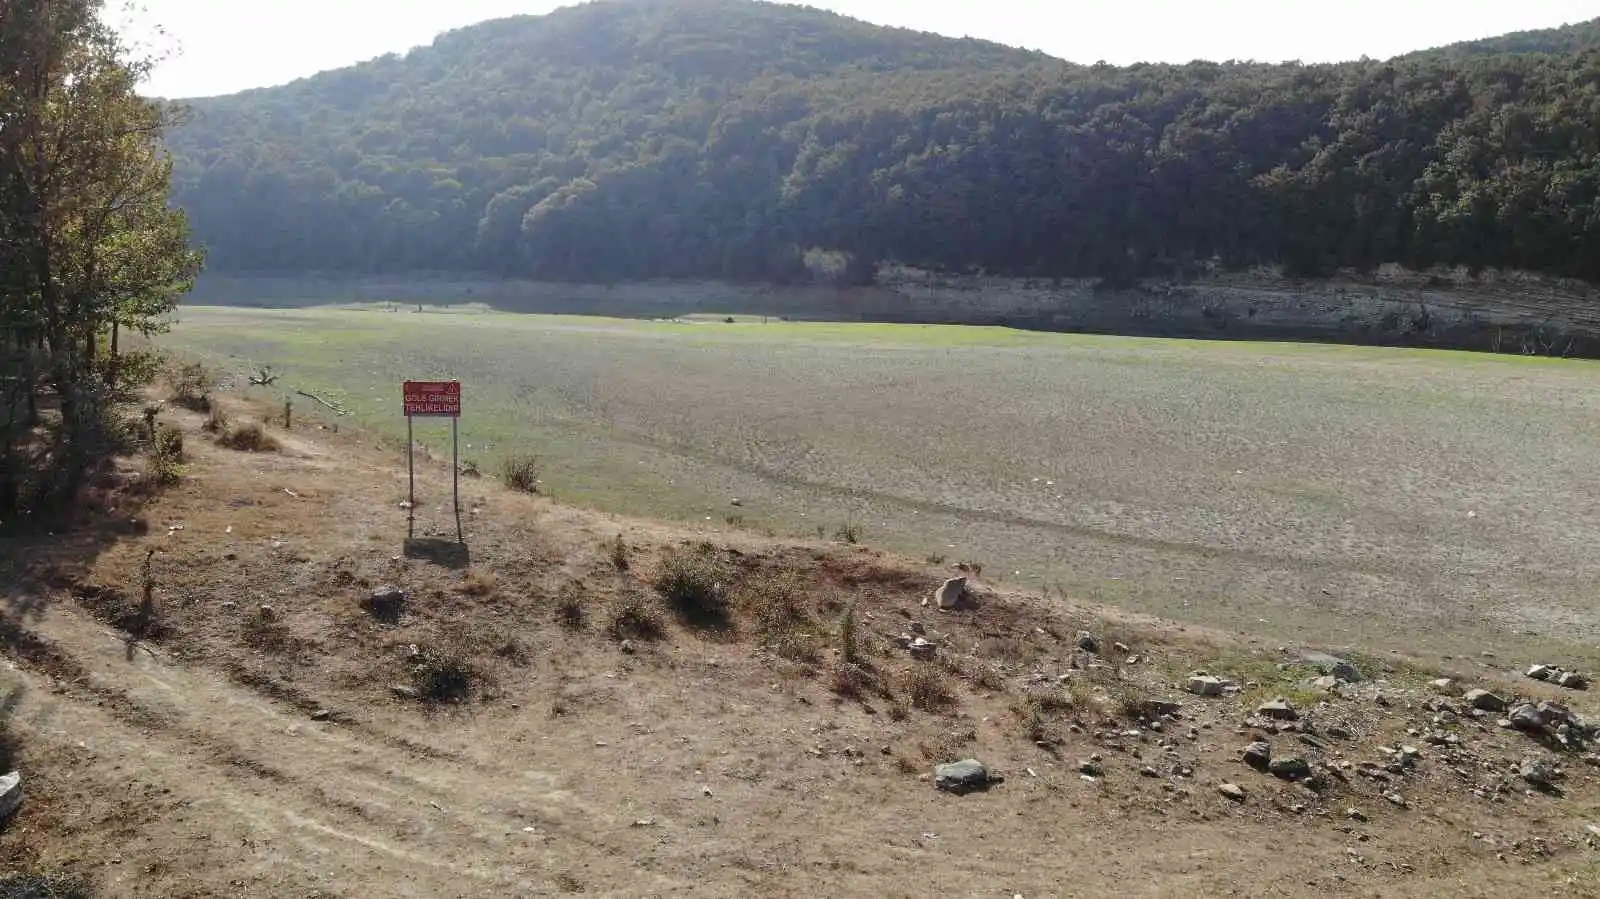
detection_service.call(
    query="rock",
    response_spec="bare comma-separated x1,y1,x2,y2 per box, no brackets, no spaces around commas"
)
1077,759,1104,777
1297,651,1364,683
0,771,20,821
1430,678,1461,695
933,577,969,611
1537,701,1574,726
1464,689,1507,713
620,639,636,655
1187,675,1227,697
1242,741,1272,772
257,604,276,620
934,759,997,794
363,585,407,620
1520,756,1558,788
390,684,420,700
1257,698,1300,721
1527,664,1556,681
310,709,333,722
1383,791,1407,808
1113,642,1131,653
729,498,742,507
1076,631,1100,653
1346,807,1368,822
1268,756,1313,781
1139,766,1160,778
908,637,937,660
1218,783,1247,802
1326,725,1354,740
1509,703,1545,733
1557,671,1589,690
1310,675,1340,692
1140,699,1183,719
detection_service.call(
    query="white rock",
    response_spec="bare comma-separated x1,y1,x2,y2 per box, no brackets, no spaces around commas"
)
0,771,20,821
934,577,969,611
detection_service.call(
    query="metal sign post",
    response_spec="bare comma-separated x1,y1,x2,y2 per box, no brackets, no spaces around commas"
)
401,380,463,542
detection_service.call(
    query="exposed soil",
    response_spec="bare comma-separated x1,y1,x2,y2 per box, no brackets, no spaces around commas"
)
2,395,1599,897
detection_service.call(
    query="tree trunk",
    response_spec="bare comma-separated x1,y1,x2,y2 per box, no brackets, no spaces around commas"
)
107,320,119,386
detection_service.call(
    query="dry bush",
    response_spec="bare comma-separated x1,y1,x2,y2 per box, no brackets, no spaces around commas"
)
555,585,587,630
457,569,497,597
409,644,479,703
739,571,819,663
0,873,94,899
830,661,881,700
216,422,280,452
903,665,956,712
501,453,540,493
202,405,229,434
167,361,213,412
606,591,664,641
652,546,731,628
241,608,294,654
608,534,629,571
147,423,184,487
838,602,859,664
492,634,531,667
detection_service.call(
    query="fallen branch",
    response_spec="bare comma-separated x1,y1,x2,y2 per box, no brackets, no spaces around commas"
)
296,390,350,416
248,365,280,386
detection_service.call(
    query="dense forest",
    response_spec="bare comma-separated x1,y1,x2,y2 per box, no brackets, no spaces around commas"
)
164,0,1600,284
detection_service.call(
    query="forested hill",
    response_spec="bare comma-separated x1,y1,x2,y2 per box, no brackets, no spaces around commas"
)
1409,17,1600,59
166,0,1600,284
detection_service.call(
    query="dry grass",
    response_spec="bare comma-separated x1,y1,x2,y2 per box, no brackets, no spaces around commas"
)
606,591,665,641
457,569,497,598
652,546,731,628
501,453,540,493
555,585,587,631
216,422,280,453
409,644,479,703
903,665,956,712
240,608,294,654
738,570,819,663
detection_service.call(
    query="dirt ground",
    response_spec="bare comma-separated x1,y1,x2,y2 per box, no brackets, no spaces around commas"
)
2,394,1599,897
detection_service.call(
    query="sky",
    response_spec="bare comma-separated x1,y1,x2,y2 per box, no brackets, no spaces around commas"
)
114,0,1600,99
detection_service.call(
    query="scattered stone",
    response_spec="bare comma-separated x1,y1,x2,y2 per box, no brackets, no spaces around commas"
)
0,771,20,821
1430,678,1460,695
729,498,742,507
620,639,636,655
1268,756,1312,781
1075,631,1100,653
310,709,333,722
1242,741,1272,772
1141,699,1183,719
1310,675,1340,692
257,604,276,621
1077,759,1104,777
1557,671,1589,690
1527,664,1556,682
934,759,997,794
363,585,407,620
390,684,420,700
1521,756,1558,788
908,637,937,660
1298,651,1364,683
1218,783,1246,802
1464,689,1507,713
1113,642,1131,653
1508,703,1545,733
1326,724,1354,740
1140,766,1160,778
1346,807,1368,822
1383,791,1407,807
1257,698,1300,721
1187,675,1227,697
933,577,969,611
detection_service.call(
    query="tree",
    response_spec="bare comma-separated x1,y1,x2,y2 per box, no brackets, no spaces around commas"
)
0,0,203,526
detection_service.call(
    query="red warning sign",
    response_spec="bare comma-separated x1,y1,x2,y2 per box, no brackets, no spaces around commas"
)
402,380,460,417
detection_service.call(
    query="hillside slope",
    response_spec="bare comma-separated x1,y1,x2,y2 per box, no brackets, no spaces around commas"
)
3,386,1600,895
167,0,1600,285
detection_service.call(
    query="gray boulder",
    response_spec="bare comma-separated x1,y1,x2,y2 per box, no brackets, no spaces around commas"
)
1268,757,1313,781
1242,741,1272,772
1558,671,1589,690
1187,675,1227,697
1298,651,1364,683
934,577,969,611
1076,631,1100,653
1257,698,1300,721
1464,689,1507,713
934,759,998,794
0,771,20,822
1527,664,1556,681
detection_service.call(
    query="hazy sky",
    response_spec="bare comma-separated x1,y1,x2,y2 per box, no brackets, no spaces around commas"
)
114,0,1600,99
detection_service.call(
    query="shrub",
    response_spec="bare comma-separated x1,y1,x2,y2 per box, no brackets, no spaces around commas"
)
838,602,859,664
457,569,497,597
834,521,863,544
147,423,184,487
410,645,477,703
501,453,540,493
202,405,229,434
0,873,94,899
241,609,293,653
740,572,818,663
606,591,664,641
216,422,280,452
904,666,955,712
168,361,213,411
652,547,730,627
609,534,629,571
555,586,587,630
